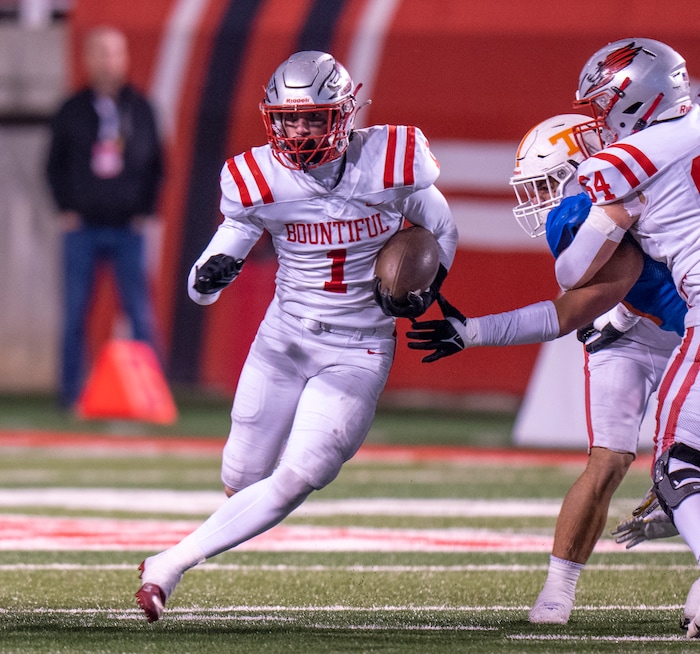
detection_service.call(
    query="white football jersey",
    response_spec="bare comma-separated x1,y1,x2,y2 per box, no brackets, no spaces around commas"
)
190,125,457,328
576,105,700,311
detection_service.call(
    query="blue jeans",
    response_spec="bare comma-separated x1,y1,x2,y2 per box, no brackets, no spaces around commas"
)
61,225,153,407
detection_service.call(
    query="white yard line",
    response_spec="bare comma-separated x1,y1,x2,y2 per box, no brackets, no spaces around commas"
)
0,604,685,614
0,488,625,517
0,604,689,640
509,634,689,643
0,562,693,572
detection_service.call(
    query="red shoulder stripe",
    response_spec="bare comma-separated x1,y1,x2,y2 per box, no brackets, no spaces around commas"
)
403,125,416,186
383,125,398,188
225,153,274,208
243,151,274,204
594,151,642,188
383,126,417,188
226,157,252,207
610,143,658,177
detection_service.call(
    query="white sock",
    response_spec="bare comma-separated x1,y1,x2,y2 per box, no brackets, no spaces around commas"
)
538,555,584,602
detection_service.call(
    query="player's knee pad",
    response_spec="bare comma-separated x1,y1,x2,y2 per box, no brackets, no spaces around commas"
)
653,443,700,521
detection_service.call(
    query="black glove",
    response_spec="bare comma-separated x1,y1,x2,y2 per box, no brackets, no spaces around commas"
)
576,321,625,353
373,263,448,319
193,254,245,295
406,294,467,363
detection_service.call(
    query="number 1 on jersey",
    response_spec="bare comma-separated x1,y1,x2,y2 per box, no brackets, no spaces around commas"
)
324,249,348,293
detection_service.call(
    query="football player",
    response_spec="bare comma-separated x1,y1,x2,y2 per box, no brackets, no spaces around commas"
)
134,51,458,622
551,37,700,638
407,112,686,625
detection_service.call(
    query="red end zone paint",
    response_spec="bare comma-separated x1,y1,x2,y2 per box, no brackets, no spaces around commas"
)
0,429,654,468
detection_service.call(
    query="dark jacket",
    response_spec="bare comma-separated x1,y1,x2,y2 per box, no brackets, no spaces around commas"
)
46,84,164,227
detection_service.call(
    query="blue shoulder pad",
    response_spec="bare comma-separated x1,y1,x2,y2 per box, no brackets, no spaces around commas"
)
545,193,593,258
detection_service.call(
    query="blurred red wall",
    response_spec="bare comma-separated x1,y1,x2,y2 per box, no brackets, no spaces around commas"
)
68,0,700,400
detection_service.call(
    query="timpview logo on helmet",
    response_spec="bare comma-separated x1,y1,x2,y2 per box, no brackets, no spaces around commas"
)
582,42,643,97
260,51,359,171
573,37,692,151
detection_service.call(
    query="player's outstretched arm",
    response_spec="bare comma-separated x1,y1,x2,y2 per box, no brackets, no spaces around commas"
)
553,237,642,335
406,238,643,362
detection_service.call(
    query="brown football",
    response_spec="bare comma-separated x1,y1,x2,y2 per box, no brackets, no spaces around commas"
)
374,225,440,302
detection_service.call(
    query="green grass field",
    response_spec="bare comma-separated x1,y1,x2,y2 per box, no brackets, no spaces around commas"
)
0,397,697,653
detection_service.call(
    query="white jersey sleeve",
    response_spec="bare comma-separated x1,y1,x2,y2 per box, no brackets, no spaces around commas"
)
398,185,458,269
187,209,264,305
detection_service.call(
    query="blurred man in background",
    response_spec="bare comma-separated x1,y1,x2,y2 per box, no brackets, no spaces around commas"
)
46,25,163,409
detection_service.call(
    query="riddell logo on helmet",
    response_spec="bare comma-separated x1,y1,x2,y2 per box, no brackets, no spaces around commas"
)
285,97,314,105
584,42,643,96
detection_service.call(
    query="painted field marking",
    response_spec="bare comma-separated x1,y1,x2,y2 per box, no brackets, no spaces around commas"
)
0,489,658,519
0,429,655,468
0,513,688,552
0,489,568,515
0,605,689,640
0,603,685,614
0,562,693,573
509,634,688,643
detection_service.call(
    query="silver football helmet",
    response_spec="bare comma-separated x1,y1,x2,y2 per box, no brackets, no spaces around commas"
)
260,51,359,171
573,37,692,153
510,114,597,238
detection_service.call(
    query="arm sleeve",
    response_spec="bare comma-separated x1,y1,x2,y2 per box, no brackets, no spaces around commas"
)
462,300,561,346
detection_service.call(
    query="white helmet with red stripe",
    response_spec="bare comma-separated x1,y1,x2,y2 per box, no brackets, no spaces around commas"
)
510,114,597,238
260,51,359,171
573,37,692,153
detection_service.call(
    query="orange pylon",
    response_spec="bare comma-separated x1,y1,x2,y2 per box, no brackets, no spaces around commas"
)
76,340,177,425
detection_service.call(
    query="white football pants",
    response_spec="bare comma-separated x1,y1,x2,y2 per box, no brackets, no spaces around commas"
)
586,317,679,454
221,296,396,491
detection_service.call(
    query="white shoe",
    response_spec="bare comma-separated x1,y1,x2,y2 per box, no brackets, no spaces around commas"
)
687,606,700,639
683,577,700,630
528,597,573,624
